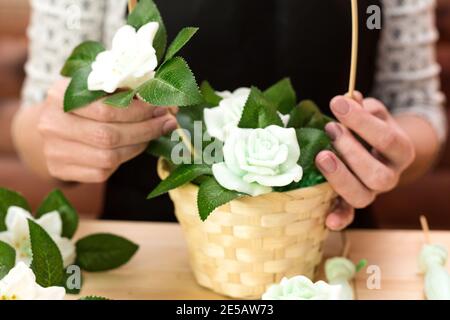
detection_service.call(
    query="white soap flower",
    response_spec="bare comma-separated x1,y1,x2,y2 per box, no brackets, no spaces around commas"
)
0,262,65,300
204,87,290,141
262,275,343,300
0,207,76,268
88,22,159,93
212,125,303,196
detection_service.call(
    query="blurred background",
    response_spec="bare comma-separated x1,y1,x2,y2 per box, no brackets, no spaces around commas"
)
0,0,449,228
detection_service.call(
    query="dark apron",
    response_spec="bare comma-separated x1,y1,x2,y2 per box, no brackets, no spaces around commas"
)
103,0,382,227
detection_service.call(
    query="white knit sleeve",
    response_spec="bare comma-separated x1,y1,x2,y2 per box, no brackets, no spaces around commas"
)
21,0,126,107
374,0,447,143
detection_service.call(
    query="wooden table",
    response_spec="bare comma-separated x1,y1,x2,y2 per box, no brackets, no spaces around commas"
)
73,220,450,300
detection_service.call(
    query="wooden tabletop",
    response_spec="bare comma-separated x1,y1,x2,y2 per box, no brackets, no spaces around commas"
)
72,220,450,300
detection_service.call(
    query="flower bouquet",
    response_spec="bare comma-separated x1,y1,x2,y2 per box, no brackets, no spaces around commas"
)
0,188,138,299
148,79,338,298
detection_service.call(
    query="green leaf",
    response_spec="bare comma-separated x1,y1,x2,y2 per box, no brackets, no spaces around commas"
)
0,241,15,280
274,128,331,191
0,188,30,231
200,81,222,107
238,87,283,129
197,177,242,221
137,57,202,107
75,234,139,272
79,296,110,300
148,164,212,199
264,78,297,114
288,100,332,130
147,135,179,160
164,27,199,63
29,219,64,287
127,0,167,62
35,189,79,239
60,41,105,77
64,66,107,112
356,259,368,273
104,90,136,108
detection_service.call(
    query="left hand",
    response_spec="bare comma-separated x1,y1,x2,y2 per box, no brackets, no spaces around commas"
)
316,92,416,231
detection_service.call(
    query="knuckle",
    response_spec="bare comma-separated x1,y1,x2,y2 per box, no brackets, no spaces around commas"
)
99,150,120,168
377,128,397,151
95,105,116,122
91,169,111,183
367,167,398,191
92,125,120,148
352,192,376,209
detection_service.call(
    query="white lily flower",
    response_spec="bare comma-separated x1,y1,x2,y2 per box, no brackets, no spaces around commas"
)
212,125,303,196
0,262,65,300
262,275,343,300
0,206,76,268
88,22,159,93
204,87,290,141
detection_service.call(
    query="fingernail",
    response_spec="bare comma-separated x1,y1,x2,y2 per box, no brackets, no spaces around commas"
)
153,107,168,117
325,122,342,141
331,97,350,115
317,153,338,173
163,119,178,134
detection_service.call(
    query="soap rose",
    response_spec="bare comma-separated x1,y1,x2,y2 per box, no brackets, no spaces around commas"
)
212,125,303,196
262,275,342,300
0,206,76,268
0,262,65,300
88,22,159,93
204,87,290,141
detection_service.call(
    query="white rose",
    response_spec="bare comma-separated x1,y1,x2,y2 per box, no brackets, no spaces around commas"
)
88,22,159,93
212,125,303,196
0,262,65,300
204,87,290,141
262,275,343,300
0,207,76,268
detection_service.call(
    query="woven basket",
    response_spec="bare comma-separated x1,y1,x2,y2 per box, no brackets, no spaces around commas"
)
158,159,337,299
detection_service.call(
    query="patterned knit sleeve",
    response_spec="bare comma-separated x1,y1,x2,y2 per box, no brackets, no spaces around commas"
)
374,0,447,144
21,0,126,107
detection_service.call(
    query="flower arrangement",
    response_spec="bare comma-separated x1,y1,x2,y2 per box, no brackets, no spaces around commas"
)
0,188,138,296
148,79,333,220
61,0,202,111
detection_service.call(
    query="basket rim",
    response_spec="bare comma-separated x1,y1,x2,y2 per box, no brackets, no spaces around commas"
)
157,158,335,200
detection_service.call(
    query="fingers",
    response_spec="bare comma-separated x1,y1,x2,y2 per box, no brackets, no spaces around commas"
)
44,138,147,170
325,122,399,192
326,199,355,231
46,163,115,183
330,96,415,168
39,111,178,149
316,151,376,209
72,99,169,123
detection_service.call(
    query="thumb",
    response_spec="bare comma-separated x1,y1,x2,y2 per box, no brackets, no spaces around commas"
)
326,199,355,231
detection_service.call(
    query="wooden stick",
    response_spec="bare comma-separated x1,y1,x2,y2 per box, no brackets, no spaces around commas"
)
128,0,138,12
341,232,351,258
347,0,359,98
420,215,431,244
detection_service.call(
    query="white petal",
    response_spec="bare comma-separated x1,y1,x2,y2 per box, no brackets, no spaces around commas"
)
0,262,38,300
36,211,62,237
137,22,159,46
243,165,303,187
54,237,76,268
204,107,227,141
5,207,32,231
212,163,272,196
112,25,138,51
266,126,301,170
35,286,66,300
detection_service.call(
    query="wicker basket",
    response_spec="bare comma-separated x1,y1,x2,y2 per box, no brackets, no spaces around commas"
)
158,159,337,299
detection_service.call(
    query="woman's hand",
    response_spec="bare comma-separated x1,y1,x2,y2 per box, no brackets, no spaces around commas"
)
316,92,416,230
37,79,178,183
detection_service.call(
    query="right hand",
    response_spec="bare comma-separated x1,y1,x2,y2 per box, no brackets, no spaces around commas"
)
38,79,178,183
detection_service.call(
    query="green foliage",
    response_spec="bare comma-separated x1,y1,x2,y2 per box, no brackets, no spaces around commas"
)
0,241,15,280
61,41,105,77
104,90,136,108
36,189,79,239
263,78,297,114
197,177,242,221
79,296,110,300
164,27,199,63
0,188,30,231
287,100,333,130
75,234,138,272
137,57,202,107
238,87,283,129
200,81,222,107
29,220,65,288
